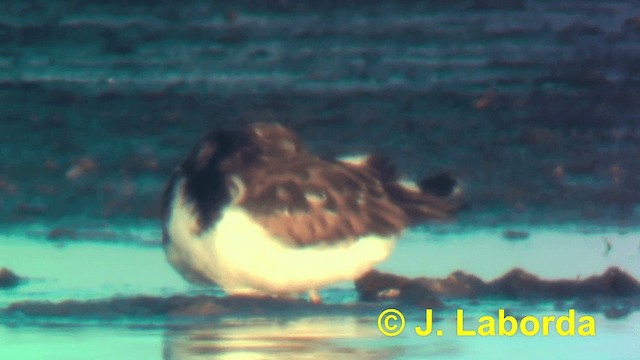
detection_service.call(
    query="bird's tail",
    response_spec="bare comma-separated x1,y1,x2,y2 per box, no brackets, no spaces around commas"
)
366,156,462,225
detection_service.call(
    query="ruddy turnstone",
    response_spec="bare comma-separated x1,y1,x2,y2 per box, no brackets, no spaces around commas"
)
162,122,458,302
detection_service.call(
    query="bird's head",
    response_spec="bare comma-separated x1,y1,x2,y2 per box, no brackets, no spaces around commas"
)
182,129,249,176
166,122,306,232
169,129,251,230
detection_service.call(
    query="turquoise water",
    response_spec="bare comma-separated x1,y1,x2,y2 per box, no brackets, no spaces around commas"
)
1,226,639,359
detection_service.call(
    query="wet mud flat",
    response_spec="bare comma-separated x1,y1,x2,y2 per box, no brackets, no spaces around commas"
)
1,0,640,230
2,267,639,324
2,268,640,359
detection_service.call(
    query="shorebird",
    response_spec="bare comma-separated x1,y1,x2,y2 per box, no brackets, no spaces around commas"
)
162,122,458,302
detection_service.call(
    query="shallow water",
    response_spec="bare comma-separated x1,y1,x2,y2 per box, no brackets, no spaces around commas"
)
3,225,639,306
2,307,639,359
2,226,639,359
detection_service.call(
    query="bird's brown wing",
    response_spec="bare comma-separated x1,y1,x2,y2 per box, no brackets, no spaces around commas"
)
231,155,409,247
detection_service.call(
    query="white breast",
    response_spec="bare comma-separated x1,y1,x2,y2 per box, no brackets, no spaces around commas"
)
164,179,397,296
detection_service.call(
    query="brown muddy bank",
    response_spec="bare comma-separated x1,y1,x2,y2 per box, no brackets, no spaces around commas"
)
0,268,22,289
2,267,638,325
357,267,640,319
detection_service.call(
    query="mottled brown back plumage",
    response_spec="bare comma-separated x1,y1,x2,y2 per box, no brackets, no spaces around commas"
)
208,123,455,247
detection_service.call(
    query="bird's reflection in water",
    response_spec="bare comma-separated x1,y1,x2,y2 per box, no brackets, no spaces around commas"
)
162,316,397,360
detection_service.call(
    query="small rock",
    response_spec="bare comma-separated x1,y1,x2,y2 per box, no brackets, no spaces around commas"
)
503,230,530,241
604,306,631,319
474,89,496,109
0,268,22,289
47,227,78,241
66,156,98,180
